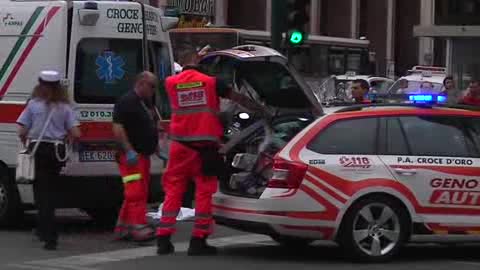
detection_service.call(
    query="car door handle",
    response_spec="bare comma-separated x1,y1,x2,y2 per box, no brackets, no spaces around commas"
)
394,168,417,176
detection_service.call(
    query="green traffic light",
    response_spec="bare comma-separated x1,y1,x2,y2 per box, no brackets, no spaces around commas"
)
289,31,304,44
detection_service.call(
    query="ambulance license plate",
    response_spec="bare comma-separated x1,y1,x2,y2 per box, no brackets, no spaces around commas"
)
79,151,115,162
78,142,116,162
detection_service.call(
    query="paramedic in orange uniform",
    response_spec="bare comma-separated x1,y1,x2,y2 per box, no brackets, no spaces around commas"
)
156,49,269,256
112,72,160,242
351,79,372,104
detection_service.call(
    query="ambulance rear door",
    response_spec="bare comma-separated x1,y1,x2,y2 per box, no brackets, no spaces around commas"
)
66,1,174,177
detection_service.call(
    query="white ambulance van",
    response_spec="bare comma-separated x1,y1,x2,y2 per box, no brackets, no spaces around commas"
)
0,0,177,226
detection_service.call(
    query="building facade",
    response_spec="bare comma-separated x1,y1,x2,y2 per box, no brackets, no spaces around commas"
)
158,0,428,78
415,0,480,89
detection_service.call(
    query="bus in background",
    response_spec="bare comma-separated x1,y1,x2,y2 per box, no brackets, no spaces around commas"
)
169,27,372,93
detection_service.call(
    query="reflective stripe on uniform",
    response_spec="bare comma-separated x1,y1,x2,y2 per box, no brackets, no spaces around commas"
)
172,107,218,115
176,81,204,89
169,135,221,143
122,173,142,183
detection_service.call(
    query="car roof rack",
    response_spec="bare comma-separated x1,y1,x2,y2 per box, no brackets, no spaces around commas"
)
334,103,480,113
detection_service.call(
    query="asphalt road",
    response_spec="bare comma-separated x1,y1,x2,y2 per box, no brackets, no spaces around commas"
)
1,210,480,270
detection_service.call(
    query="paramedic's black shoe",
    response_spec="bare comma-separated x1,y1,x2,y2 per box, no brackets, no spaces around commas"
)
156,236,174,255
43,242,57,251
187,237,217,256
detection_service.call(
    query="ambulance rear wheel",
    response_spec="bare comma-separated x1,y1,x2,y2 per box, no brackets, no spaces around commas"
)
0,167,21,226
271,235,314,248
338,196,410,263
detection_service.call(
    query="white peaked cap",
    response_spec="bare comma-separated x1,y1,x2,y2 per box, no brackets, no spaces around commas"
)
174,62,182,73
39,70,61,82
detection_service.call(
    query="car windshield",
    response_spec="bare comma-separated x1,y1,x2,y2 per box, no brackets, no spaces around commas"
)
370,80,394,93
388,80,444,94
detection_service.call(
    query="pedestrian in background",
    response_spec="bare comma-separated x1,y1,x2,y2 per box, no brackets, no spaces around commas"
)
112,71,161,242
419,81,434,94
459,79,480,106
16,70,80,250
395,79,409,94
440,76,461,104
351,79,371,104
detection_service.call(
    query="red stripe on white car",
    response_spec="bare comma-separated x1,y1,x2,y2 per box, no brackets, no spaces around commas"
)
307,166,480,216
305,174,348,204
299,185,339,220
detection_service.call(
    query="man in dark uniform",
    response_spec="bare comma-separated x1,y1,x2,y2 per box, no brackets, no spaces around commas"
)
112,71,160,242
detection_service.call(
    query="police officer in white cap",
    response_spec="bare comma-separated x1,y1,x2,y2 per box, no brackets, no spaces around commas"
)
16,70,81,250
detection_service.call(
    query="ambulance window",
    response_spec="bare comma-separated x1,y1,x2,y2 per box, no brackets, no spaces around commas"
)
74,38,143,104
307,118,378,155
399,116,478,157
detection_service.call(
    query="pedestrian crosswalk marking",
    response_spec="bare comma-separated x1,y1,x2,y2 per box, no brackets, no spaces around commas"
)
8,234,272,270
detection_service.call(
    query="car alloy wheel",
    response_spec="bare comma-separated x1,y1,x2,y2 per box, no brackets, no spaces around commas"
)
352,203,401,257
338,196,409,262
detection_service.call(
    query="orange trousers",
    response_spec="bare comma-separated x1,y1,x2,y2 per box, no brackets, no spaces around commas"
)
115,154,152,239
156,141,218,238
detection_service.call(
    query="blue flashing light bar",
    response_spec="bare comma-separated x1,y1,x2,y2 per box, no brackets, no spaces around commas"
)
437,95,447,103
408,94,447,103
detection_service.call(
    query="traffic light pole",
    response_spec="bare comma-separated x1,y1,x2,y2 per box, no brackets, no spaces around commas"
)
271,0,287,51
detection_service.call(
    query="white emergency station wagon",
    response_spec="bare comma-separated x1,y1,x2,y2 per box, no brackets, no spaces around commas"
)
198,48,480,262
0,0,177,226
388,66,447,94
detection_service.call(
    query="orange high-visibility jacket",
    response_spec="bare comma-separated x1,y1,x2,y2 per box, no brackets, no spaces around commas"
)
165,69,224,143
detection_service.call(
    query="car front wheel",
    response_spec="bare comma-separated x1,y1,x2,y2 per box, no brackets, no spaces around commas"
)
338,196,410,262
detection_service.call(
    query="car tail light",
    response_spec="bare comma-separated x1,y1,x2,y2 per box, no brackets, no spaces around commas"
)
267,158,308,189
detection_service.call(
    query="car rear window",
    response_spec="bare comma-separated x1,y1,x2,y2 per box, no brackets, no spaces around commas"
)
307,117,378,155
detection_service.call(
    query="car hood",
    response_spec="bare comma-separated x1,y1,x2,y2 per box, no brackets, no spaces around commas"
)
199,45,323,115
